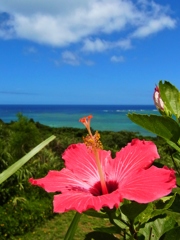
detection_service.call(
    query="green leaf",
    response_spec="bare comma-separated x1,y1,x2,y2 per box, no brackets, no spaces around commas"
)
94,226,120,235
159,80,180,119
136,203,155,225
166,211,180,226
83,209,109,218
139,216,176,240
113,218,129,230
151,194,176,218
121,201,148,222
173,152,180,161
137,195,176,225
172,152,180,169
167,193,180,213
0,135,56,184
165,139,180,152
163,226,180,240
85,231,119,240
128,114,180,144
175,174,180,187
155,194,176,209
64,212,81,240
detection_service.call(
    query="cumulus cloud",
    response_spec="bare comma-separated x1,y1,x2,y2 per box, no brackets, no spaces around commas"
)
0,0,176,51
131,16,175,38
82,38,132,52
61,51,80,66
23,46,37,54
82,39,110,52
110,55,125,63
59,51,94,66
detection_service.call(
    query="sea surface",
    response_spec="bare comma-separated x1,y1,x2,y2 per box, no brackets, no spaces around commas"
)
0,105,158,136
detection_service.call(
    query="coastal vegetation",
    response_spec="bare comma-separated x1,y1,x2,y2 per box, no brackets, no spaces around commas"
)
0,114,177,239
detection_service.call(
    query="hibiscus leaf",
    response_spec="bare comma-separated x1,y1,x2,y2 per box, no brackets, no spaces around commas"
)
64,212,81,240
166,211,180,226
136,195,176,226
166,193,180,214
120,201,148,223
139,215,176,240
151,194,176,219
163,226,180,240
166,139,180,152
155,194,176,209
135,203,155,224
159,80,180,119
85,230,119,240
93,226,120,235
128,114,180,144
113,219,129,230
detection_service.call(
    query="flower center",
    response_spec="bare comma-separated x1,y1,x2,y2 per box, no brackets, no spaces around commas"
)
79,115,108,195
90,181,119,196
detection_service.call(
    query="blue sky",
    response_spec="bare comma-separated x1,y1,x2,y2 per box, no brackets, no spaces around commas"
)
0,0,180,105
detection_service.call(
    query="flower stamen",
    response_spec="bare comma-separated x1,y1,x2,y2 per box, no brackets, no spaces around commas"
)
80,115,108,195
79,115,93,136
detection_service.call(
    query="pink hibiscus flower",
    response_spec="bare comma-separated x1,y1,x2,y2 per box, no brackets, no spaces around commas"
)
29,138,176,213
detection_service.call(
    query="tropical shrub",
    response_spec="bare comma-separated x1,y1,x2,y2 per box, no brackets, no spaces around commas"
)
0,195,54,239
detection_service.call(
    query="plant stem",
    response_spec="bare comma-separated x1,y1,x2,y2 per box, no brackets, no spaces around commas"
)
64,212,81,240
148,227,153,240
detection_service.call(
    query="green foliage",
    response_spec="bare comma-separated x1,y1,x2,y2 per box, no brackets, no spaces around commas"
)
163,226,180,240
0,196,54,239
128,81,180,153
128,114,180,144
85,229,119,240
159,80,180,119
1,103,180,240
139,216,176,240
0,122,12,172
125,80,180,240
0,135,56,185
9,113,42,160
121,201,148,222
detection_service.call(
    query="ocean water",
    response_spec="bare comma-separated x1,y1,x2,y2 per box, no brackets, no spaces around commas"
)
0,105,158,136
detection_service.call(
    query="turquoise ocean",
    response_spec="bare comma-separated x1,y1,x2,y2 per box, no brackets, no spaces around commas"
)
0,105,158,136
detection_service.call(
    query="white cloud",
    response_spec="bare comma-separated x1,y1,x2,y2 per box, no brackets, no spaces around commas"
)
111,55,125,63
61,51,80,66
0,0,176,51
132,16,175,38
23,46,37,54
82,38,110,52
82,38,132,52
60,51,94,66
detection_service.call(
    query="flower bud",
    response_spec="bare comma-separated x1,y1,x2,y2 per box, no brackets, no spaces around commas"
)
153,86,164,110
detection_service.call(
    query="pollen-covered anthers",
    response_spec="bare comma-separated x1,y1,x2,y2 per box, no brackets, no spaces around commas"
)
79,115,93,136
83,131,103,150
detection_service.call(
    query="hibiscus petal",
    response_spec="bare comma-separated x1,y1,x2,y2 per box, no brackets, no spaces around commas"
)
119,166,176,203
53,190,122,213
29,169,92,193
107,139,160,182
62,143,111,184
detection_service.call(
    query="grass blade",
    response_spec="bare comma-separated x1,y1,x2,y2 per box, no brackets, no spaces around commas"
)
0,135,56,184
